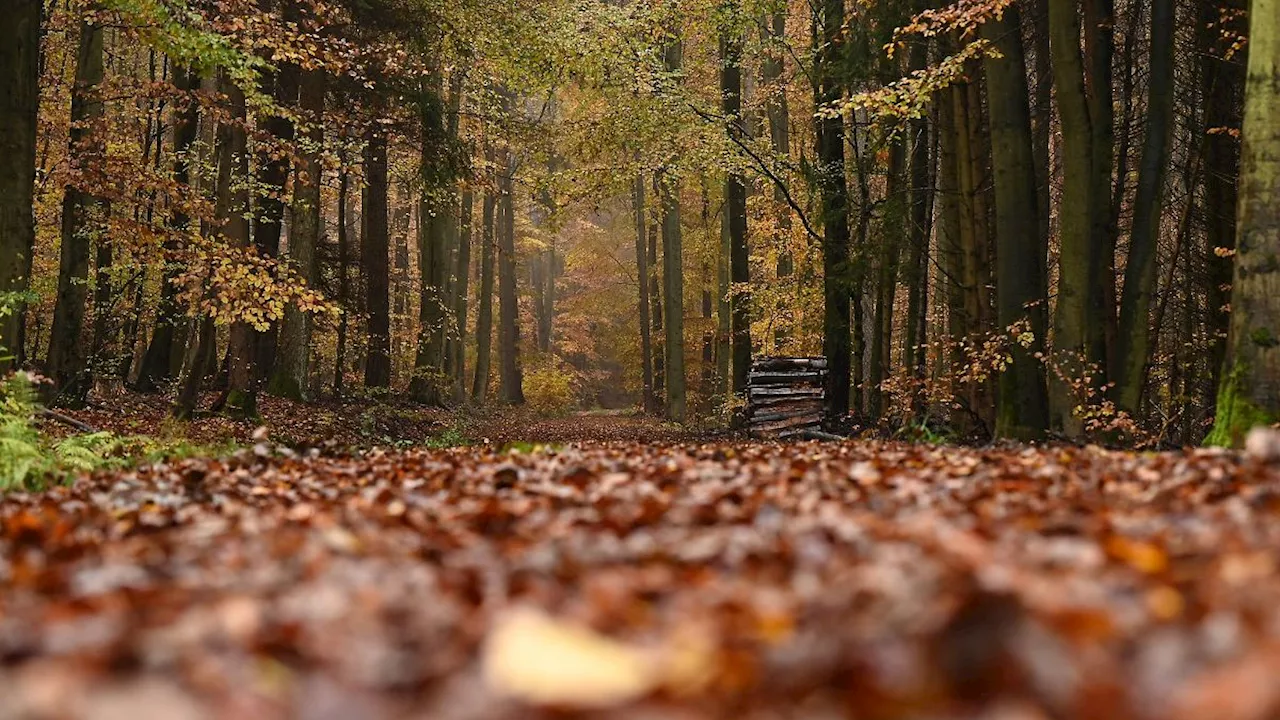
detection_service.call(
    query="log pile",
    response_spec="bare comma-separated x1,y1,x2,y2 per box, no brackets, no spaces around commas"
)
746,357,827,439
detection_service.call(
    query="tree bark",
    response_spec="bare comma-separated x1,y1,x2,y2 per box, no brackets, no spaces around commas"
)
497,148,524,404
268,69,323,401
818,0,852,420
472,176,496,401
410,75,450,405
1049,0,1102,435
1207,0,1280,446
218,76,255,419
0,0,40,372
659,40,687,421
1202,0,1247,415
764,8,793,351
363,108,392,390
1114,0,1175,416
47,17,105,406
634,176,656,413
452,190,473,402
334,166,351,394
982,6,1050,439
721,5,751,397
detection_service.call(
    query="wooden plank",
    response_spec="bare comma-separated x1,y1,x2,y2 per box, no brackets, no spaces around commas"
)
753,415,825,433
748,386,824,398
747,371,825,385
752,357,828,372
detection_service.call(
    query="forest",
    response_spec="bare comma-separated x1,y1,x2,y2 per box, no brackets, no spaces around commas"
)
4,0,1280,717
0,0,1273,449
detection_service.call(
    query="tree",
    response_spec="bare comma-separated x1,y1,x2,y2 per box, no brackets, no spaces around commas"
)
1114,0,1175,417
1207,0,1280,446
46,16,106,406
270,69,324,401
472,173,496,401
497,146,524,404
721,2,750,397
817,0,852,420
981,4,1049,439
363,114,392,390
0,0,40,371
410,75,450,405
633,176,656,413
661,39,686,422
136,66,200,392
1048,0,1103,435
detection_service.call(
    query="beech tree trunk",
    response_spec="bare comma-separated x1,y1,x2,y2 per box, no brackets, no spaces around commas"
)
1049,0,1102,435
452,190,473,403
472,179,496,401
721,6,750,397
634,176,656,413
363,110,393,390
1207,0,1280,446
47,18,105,406
982,6,1050,439
268,69,323,400
1114,0,1175,416
218,77,255,418
0,0,40,371
661,41,686,422
334,166,351,394
497,149,524,404
410,76,450,405
818,0,852,420
136,67,199,392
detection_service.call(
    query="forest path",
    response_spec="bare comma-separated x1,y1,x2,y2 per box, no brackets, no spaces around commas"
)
4,441,1280,719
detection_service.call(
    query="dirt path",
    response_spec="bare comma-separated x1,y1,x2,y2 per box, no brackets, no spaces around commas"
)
5,441,1280,719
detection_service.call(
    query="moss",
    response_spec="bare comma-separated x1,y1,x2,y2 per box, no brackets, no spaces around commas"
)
1251,327,1280,348
1205,363,1277,447
265,375,305,402
223,388,259,421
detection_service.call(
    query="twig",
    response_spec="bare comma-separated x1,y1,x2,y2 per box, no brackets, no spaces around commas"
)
37,408,101,434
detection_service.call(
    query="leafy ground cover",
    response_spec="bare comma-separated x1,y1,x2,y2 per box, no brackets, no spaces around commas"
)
6,427,1280,719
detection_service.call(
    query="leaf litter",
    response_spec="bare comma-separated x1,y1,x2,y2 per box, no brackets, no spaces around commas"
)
5,438,1280,718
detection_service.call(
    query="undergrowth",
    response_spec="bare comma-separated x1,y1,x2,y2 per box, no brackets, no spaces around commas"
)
1,372,237,492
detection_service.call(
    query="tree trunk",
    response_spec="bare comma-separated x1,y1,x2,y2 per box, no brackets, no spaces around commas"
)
649,195,664,399
1208,0,1280,443
1049,0,1101,435
251,63,298,389
363,109,392,390
268,69,323,401
47,17,105,406
0,0,40,372
903,12,931,399
661,42,687,422
497,148,524,404
721,7,750,397
452,190,473,403
869,140,905,422
634,176,656,413
410,76,450,405
334,166,351,394
982,6,1050,439
1202,0,1247,417
1207,0,1280,446
764,8,793,350
1114,0,1175,416
1084,0,1117,378
136,66,199,392
472,179,496,401
818,0,852,420
218,76,255,419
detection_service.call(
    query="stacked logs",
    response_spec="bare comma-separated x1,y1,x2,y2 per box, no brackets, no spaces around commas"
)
746,357,827,439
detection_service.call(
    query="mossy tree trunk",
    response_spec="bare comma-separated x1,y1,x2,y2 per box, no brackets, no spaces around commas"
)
661,41,686,422
362,105,393,390
472,156,496,401
1207,0,1280,447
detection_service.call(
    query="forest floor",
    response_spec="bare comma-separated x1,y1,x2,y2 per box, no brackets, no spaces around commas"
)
7,413,1280,720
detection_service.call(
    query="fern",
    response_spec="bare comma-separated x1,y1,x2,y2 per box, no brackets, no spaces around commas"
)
0,372,115,491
